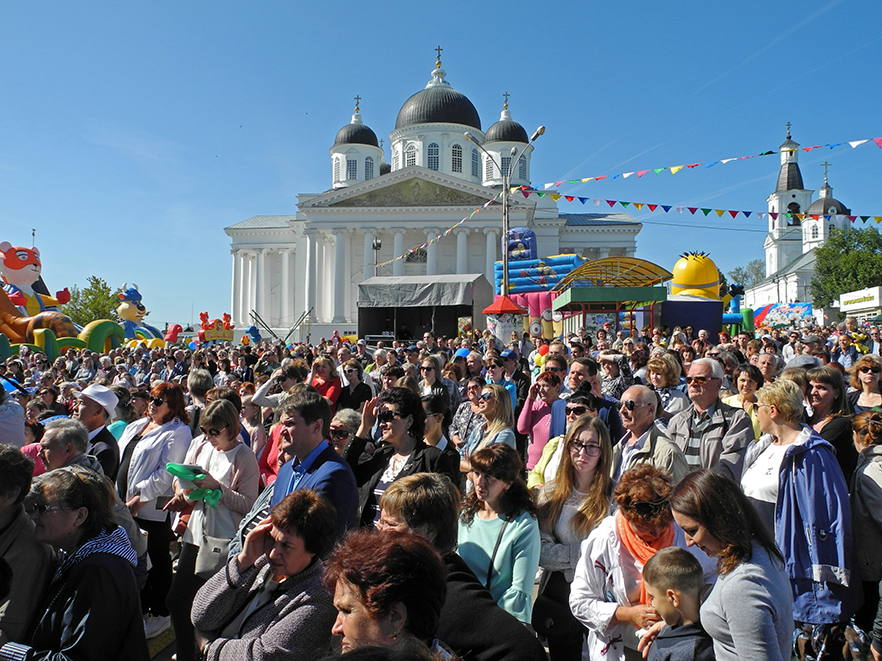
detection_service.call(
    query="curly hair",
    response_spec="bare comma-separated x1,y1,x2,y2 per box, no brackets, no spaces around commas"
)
461,443,536,524
646,356,678,388
322,529,447,644
614,464,673,529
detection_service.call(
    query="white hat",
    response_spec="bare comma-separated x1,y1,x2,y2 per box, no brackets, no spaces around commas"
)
74,384,119,421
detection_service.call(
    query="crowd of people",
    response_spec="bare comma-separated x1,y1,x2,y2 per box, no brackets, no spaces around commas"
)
0,316,882,660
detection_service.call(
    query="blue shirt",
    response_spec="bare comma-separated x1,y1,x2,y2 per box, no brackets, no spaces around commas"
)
286,440,328,493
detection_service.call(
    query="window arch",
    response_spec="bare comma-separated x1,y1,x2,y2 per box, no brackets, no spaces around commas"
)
365,157,374,180
472,148,480,177
519,157,527,180
451,144,463,173
333,158,341,182
405,144,417,167
811,225,819,240
427,143,440,171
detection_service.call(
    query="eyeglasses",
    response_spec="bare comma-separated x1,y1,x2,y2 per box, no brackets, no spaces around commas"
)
546,366,565,373
151,397,166,406
329,429,351,440
478,392,494,401
685,375,717,385
618,400,645,411
24,500,65,517
201,427,226,438
631,500,669,517
859,366,882,374
566,405,589,417
569,441,602,456
377,409,404,424
420,366,434,372
344,368,359,374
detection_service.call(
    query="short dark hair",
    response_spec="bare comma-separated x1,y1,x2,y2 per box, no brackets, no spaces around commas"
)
270,489,337,558
31,466,117,541
199,399,240,435
643,546,703,596
0,444,35,504
279,390,331,439
461,443,535,524
378,388,426,441
323,529,447,644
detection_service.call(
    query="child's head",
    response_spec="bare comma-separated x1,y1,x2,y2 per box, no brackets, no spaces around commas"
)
643,547,703,626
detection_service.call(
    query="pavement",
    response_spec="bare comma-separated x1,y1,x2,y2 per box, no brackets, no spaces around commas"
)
148,628,176,660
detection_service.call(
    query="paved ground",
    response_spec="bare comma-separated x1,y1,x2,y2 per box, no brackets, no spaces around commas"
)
149,629,175,660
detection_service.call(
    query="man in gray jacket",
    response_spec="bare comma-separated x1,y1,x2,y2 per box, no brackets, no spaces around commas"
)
666,358,753,481
611,385,688,483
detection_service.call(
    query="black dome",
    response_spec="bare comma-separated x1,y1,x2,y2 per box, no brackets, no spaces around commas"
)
379,162,392,175
334,122,378,147
485,119,528,143
807,196,850,216
395,85,481,131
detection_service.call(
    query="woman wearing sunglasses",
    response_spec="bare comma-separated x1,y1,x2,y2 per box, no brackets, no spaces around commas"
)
116,381,192,638
460,384,517,480
535,415,613,660
337,359,372,413
346,387,454,527
518,371,566,470
847,354,882,414
164,398,260,661
570,464,714,661
419,354,460,413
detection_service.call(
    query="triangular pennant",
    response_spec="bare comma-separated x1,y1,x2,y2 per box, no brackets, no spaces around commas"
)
823,215,831,221
796,213,805,221
728,210,738,218
770,212,779,220
756,212,765,220
555,181,564,187
811,215,820,220
564,196,575,202
849,216,857,223
622,172,635,178
687,207,697,214
537,192,546,197
592,199,602,207
543,183,554,190
706,161,718,167
550,194,561,201
581,178,594,183
876,217,882,224
829,143,843,149
648,204,658,212
661,205,672,212
849,140,868,148
874,138,882,149
522,190,530,198
743,211,752,218
701,209,712,216
637,170,651,178
611,174,621,180
861,216,870,223
670,165,684,175
715,209,725,218
721,158,737,164
579,198,588,205
568,180,581,185
686,163,701,168
653,168,665,175
620,202,630,208
595,176,608,181
760,151,774,156
633,203,644,210
607,200,616,207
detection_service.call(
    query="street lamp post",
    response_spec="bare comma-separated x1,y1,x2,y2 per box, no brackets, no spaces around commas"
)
465,126,545,298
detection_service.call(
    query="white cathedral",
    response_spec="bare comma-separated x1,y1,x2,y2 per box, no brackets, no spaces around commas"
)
742,127,852,314
225,56,642,340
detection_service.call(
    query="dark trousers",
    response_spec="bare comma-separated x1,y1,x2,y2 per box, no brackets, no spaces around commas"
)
136,516,173,617
167,542,207,661
540,572,586,661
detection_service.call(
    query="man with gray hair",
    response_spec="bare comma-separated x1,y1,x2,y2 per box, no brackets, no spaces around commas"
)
611,385,687,483
666,358,753,480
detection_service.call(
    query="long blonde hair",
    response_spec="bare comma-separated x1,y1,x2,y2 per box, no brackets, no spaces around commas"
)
537,415,613,539
480,384,514,450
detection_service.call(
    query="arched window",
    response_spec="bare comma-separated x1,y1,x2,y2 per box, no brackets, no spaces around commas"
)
365,157,374,180
393,150,400,170
427,143,440,171
451,144,463,173
472,148,480,177
405,144,417,167
811,225,819,240
501,156,511,177
346,158,357,180
333,158,341,182
519,157,527,180
485,156,494,180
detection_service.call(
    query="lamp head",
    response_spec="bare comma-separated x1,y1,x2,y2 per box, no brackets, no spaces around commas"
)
530,126,546,142
464,131,481,145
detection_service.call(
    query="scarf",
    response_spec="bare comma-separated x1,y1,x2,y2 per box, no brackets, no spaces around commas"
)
616,510,675,605
53,525,137,583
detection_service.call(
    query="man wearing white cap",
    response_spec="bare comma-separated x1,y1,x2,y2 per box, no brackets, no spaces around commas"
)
74,384,120,480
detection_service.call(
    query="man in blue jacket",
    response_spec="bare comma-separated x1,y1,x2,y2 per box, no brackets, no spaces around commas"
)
231,388,358,556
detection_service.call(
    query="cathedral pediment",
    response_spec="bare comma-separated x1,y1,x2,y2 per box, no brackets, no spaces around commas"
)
329,178,491,208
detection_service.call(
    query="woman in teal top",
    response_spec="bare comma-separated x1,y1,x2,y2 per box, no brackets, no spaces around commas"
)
457,443,540,624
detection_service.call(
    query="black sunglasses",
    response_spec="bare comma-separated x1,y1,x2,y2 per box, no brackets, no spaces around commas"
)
859,366,882,374
201,427,226,438
478,392,494,401
631,500,669,517
377,409,403,424
618,400,644,411
151,397,166,406
566,405,589,417
329,429,351,440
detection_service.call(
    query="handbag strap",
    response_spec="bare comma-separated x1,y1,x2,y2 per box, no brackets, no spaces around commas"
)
485,516,510,591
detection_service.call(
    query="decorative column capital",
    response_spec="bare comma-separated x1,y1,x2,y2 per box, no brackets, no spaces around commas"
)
390,228,408,236
303,228,319,238
331,228,350,237
423,227,440,238
483,227,499,236
453,228,470,237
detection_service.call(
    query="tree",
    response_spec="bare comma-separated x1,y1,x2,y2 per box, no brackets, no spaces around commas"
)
810,226,882,308
727,259,766,288
62,276,121,325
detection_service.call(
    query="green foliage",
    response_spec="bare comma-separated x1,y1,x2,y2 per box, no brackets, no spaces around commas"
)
62,276,121,326
810,227,882,308
727,259,766,289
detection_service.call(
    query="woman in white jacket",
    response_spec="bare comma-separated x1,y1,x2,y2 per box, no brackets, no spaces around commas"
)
569,465,715,661
116,381,192,637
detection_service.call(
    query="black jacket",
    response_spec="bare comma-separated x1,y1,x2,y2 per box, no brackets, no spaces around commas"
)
88,425,120,481
346,435,455,527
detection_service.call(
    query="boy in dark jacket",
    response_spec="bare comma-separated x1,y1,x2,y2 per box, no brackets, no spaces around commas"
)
643,547,715,661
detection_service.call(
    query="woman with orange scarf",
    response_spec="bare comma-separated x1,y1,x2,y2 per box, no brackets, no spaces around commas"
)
569,465,716,661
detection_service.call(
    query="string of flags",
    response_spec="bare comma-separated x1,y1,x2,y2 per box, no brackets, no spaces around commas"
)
540,135,882,191
515,186,882,224
376,192,502,268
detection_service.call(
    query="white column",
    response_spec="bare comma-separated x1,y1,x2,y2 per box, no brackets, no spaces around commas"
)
255,249,267,321
363,231,375,279
245,252,256,322
332,229,348,323
598,248,610,259
484,227,498,290
237,251,248,326
281,248,291,327
455,228,469,274
230,250,240,325
425,228,439,276
392,229,406,277
304,230,317,322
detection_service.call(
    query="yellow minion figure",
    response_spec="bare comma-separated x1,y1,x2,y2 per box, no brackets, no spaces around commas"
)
670,252,720,300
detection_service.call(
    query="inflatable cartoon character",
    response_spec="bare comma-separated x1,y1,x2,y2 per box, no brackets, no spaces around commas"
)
245,326,261,344
117,284,163,339
0,242,70,316
670,252,721,300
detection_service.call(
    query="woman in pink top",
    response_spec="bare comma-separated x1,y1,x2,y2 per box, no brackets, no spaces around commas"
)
518,371,567,470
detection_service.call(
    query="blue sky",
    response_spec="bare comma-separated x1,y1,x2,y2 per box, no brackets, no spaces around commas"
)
1,0,880,327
